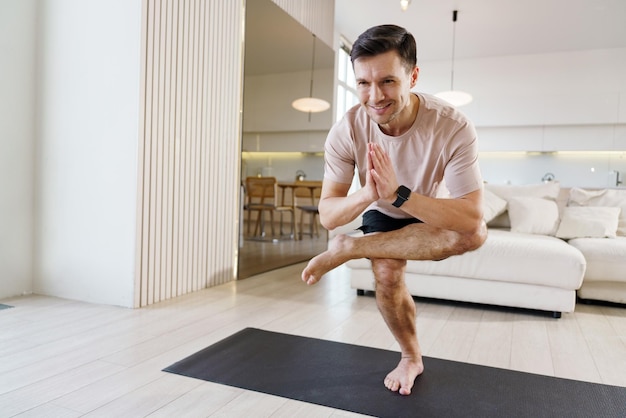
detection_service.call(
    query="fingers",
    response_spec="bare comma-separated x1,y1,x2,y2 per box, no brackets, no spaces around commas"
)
369,143,392,177
364,144,380,201
369,142,389,167
368,143,398,202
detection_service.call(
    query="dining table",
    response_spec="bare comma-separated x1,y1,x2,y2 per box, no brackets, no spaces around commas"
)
277,180,323,240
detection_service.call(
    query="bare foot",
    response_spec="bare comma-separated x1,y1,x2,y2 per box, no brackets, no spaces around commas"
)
301,235,352,285
383,356,424,395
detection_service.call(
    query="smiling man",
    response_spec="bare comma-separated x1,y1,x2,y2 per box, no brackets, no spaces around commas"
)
301,25,487,396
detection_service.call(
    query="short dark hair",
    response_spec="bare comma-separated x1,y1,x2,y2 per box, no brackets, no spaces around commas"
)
350,25,417,73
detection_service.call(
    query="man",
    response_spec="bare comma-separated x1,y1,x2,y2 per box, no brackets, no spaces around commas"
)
301,25,487,396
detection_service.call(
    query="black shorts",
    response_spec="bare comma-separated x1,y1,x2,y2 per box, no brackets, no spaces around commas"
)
358,210,423,234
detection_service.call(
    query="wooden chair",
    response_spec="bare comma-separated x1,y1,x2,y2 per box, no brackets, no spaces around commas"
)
244,177,294,238
294,180,323,239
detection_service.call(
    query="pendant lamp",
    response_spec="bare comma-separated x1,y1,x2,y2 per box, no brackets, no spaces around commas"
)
400,0,411,11
292,34,330,117
435,10,473,107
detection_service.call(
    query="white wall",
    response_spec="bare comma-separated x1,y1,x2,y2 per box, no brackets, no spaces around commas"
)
416,48,626,188
0,0,37,299
418,48,626,127
34,0,142,307
243,68,335,133
478,152,626,188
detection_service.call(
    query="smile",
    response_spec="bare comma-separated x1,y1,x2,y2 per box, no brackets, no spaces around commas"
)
369,103,391,112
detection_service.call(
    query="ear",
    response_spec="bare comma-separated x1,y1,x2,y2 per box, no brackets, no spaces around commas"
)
410,66,419,88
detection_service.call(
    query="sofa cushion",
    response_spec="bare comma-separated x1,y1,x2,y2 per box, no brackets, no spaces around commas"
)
346,229,585,290
568,188,626,236
556,206,621,239
482,188,508,223
485,182,561,228
567,237,626,284
508,196,560,235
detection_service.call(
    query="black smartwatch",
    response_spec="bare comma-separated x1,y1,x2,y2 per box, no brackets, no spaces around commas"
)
392,185,411,208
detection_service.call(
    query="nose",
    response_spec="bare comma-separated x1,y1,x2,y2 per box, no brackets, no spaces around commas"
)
368,84,384,104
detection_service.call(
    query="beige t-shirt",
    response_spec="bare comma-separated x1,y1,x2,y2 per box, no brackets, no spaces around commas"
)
324,93,482,219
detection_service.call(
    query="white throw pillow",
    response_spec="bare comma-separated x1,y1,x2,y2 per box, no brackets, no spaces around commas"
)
508,196,560,235
556,206,621,239
568,188,626,236
482,189,508,223
485,182,561,228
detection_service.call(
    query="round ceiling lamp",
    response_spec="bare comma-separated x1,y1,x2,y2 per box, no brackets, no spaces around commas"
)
435,90,473,107
435,10,473,107
292,34,330,116
292,97,330,113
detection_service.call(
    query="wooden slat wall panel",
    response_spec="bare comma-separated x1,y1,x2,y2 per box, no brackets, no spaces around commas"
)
135,0,244,307
271,0,335,48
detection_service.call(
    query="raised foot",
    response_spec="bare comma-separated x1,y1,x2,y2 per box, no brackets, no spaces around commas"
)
301,252,328,285
384,356,424,396
301,234,352,285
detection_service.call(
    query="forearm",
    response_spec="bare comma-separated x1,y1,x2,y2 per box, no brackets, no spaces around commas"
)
318,187,373,231
399,192,484,233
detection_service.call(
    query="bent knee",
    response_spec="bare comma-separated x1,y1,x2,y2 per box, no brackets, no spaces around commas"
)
454,222,488,255
371,258,406,287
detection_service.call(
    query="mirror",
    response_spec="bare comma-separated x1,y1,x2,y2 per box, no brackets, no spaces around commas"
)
238,0,335,279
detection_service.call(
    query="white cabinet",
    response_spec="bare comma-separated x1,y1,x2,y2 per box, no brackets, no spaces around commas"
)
477,127,543,152
541,93,619,126
474,94,620,128
619,92,626,124
478,124,626,152
542,125,615,151
615,125,626,151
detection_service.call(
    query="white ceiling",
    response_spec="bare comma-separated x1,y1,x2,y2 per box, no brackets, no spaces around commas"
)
335,0,626,62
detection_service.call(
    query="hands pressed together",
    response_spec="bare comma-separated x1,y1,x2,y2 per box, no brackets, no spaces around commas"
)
366,143,400,205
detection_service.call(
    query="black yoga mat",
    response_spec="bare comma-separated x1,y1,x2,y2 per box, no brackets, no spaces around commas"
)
164,328,626,418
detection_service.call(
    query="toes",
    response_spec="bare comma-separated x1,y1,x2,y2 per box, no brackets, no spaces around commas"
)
301,269,315,284
384,378,400,392
306,276,319,285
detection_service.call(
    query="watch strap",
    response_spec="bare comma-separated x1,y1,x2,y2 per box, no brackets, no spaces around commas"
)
392,185,411,208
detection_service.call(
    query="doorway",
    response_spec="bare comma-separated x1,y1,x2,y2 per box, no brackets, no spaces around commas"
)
238,0,334,278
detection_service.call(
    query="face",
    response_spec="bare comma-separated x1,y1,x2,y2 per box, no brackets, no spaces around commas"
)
353,50,419,131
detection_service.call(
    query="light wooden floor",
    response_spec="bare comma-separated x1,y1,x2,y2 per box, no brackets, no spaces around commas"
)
237,231,328,279
1,263,626,417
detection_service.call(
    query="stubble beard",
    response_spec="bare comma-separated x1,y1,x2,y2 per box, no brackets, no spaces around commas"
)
366,101,401,127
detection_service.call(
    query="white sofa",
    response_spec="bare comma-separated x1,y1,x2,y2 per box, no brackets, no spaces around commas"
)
333,183,626,317
561,187,626,305
570,237,626,304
